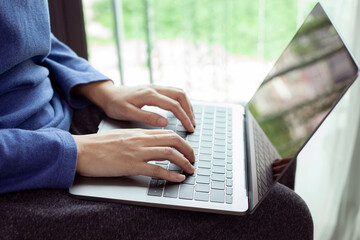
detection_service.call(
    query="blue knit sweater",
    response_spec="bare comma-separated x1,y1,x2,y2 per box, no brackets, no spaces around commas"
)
0,0,108,193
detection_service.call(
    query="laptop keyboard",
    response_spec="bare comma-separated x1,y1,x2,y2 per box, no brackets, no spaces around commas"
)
253,119,279,199
147,105,233,204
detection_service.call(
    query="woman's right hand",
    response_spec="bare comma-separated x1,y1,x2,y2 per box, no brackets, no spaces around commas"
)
72,129,195,182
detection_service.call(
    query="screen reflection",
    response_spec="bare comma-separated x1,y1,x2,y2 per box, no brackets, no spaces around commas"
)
248,4,358,162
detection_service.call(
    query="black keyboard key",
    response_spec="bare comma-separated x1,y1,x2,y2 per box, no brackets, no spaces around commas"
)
210,189,225,203
195,192,209,202
179,184,194,200
163,183,180,198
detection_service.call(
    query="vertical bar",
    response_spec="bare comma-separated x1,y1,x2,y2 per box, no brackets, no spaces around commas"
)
112,0,125,85
144,0,154,84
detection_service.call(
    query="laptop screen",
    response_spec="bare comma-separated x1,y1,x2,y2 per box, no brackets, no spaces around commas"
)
248,3,358,159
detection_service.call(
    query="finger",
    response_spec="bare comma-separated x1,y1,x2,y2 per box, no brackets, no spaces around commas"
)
142,133,195,162
273,157,292,167
154,87,196,127
141,147,195,174
142,92,194,132
125,105,169,128
139,163,186,182
273,164,287,174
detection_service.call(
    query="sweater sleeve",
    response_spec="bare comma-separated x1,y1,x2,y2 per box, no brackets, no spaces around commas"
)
0,128,77,194
43,34,111,109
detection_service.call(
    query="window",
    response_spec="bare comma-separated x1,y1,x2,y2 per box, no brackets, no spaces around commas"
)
82,0,317,102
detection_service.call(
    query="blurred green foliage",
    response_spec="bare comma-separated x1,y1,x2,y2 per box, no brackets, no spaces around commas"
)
89,0,316,60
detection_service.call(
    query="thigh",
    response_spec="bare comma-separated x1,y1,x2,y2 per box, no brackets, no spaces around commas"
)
0,183,313,240
70,104,105,135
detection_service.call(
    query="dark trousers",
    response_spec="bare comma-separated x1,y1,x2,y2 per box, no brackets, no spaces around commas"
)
0,105,313,240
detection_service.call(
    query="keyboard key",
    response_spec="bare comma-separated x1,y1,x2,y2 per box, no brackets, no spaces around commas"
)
195,183,210,193
188,135,200,141
199,154,211,161
163,183,180,198
156,160,169,165
210,189,225,203
216,107,226,113
227,157,233,163
201,134,213,141
197,168,211,176
212,173,225,182
226,195,233,204
183,176,195,185
195,192,209,202
214,139,225,146
212,166,225,174
226,187,233,195
214,134,226,140
203,124,214,130
226,171,233,179
196,176,210,184
213,152,225,159
201,141,212,148
149,179,158,188
226,179,233,187
198,161,211,168
213,160,225,167
204,106,215,113
148,187,163,196
200,148,212,155
157,180,166,188
227,164,233,171
189,141,199,148
214,145,225,152
169,163,182,171
211,181,225,190
176,125,187,132
179,184,194,200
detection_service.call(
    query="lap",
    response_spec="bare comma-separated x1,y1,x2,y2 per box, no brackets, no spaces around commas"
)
0,183,313,240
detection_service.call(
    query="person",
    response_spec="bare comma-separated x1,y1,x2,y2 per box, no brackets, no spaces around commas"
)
0,1,312,239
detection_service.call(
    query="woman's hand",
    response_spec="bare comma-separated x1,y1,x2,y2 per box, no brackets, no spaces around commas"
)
72,81,196,132
73,129,195,182
273,157,292,179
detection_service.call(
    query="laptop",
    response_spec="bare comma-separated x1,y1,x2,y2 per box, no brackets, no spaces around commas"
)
69,3,359,215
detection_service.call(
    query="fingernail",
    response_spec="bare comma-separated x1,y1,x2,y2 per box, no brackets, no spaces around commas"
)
157,117,167,127
189,165,195,173
176,174,186,182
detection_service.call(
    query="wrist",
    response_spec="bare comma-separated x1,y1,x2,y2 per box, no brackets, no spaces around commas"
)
72,80,114,109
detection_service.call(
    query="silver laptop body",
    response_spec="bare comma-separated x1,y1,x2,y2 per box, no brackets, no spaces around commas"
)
69,3,359,215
